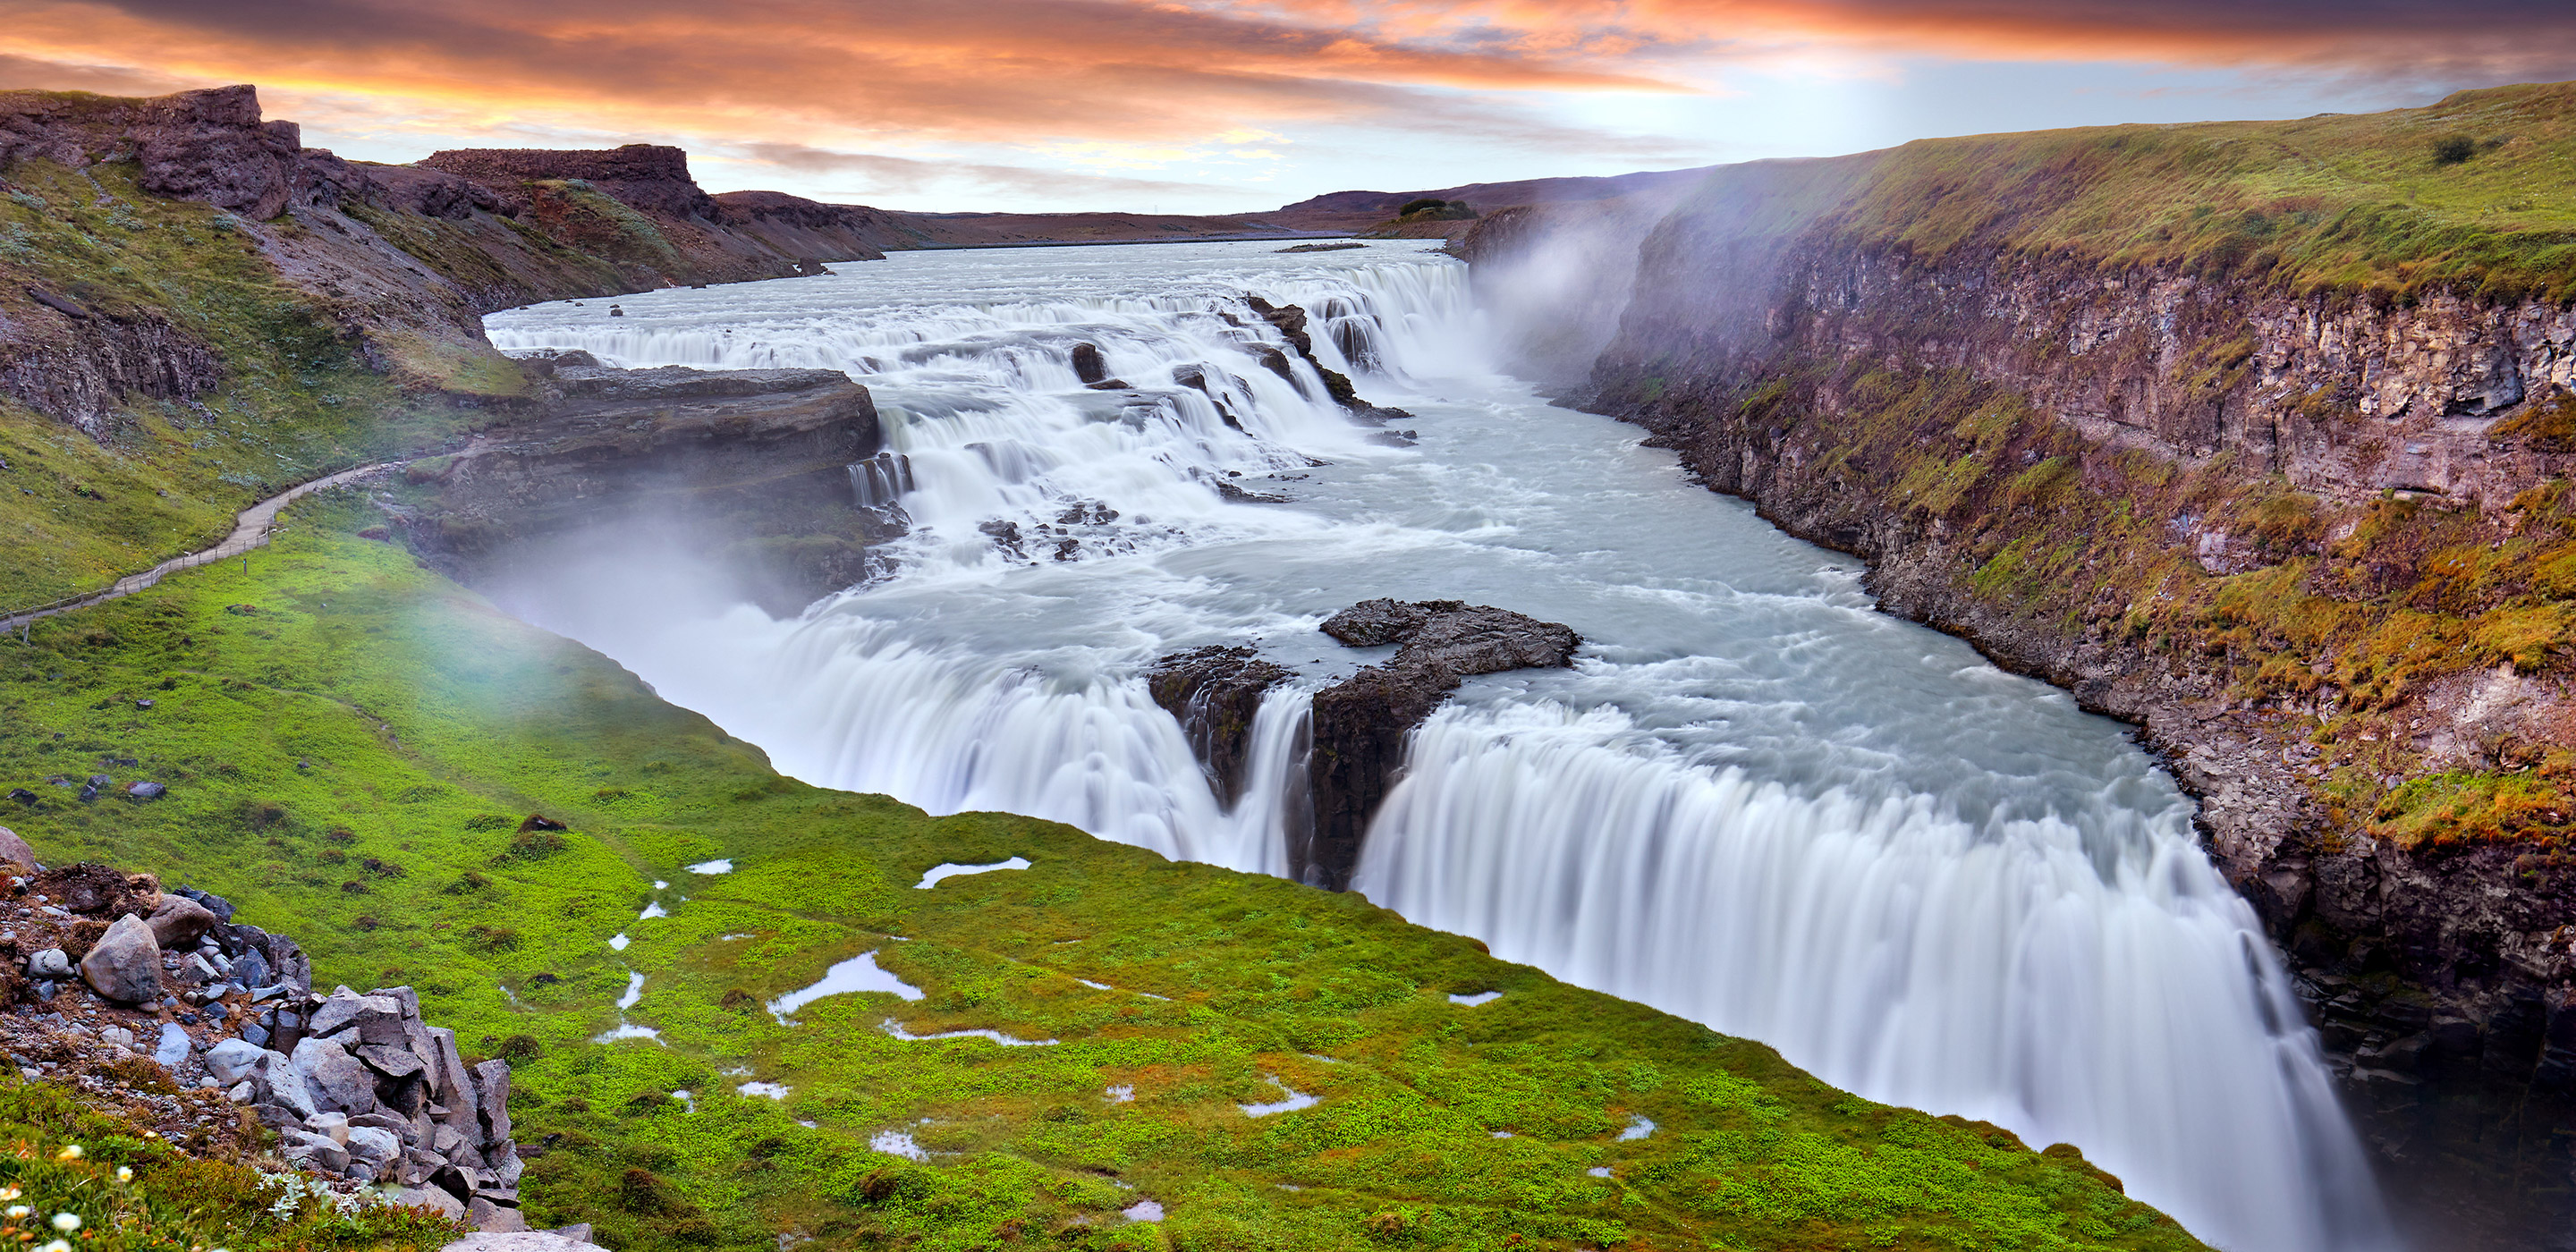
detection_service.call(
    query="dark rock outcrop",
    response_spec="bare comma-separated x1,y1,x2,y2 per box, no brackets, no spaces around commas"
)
710,190,894,263
1148,647,1292,806
1242,297,1410,423
1300,600,1579,887
402,360,896,614
419,145,718,220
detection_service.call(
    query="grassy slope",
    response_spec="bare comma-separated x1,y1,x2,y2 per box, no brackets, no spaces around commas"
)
0,494,2199,1252
0,159,525,611
1831,80,2576,301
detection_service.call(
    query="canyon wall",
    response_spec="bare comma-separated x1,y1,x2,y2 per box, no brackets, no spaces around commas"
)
1479,84,2576,1250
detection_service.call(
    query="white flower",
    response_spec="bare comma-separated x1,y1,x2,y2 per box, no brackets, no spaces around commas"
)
53,1146,80,1160
5,1205,28,1218
114,1166,131,1182
49,1213,78,1231
38,1239,66,1252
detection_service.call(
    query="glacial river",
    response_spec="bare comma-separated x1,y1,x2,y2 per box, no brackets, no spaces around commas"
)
486,241,2394,1252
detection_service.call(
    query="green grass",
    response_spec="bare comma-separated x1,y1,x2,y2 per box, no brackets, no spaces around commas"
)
1827,80,2576,301
0,495,2206,1252
0,1079,460,1251
0,159,521,610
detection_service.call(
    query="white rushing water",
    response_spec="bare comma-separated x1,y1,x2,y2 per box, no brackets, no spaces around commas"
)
486,241,2394,1252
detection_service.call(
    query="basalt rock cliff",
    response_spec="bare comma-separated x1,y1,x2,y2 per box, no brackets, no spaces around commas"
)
398,352,897,615
1479,80,2576,1251
1150,601,1580,890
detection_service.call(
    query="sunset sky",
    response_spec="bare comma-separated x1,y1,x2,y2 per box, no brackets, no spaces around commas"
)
3,1,2573,214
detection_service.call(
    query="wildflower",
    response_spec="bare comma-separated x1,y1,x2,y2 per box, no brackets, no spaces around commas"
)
37,1239,64,1252
50,1147,76,1161
0,1190,16,1202
4,1207,24,1219
112,1168,130,1184
46,1215,73,1233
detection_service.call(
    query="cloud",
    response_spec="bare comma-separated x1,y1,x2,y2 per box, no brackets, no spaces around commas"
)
732,142,1240,201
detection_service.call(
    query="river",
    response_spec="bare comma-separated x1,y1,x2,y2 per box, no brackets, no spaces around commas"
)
484,240,2395,1252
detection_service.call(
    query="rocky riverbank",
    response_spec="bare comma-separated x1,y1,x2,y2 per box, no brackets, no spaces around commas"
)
0,825,535,1231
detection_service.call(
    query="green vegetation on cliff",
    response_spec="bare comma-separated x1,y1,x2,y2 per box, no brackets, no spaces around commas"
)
0,496,2203,1252
1835,80,2576,301
0,157,521,610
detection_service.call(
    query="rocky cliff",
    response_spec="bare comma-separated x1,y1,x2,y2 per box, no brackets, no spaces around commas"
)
1487,80,2576,1250
399,353,896,614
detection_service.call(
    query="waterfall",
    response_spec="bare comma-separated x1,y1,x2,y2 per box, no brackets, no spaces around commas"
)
482,241,2394,1252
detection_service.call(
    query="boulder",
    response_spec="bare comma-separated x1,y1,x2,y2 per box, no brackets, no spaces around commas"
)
147,896,217,948
284,1131,349,1172
471,1059,513,1146
125,782,165,801
205,1037,265,1084
467,1197,529,1233
310,989,406,1044
151,1021,189,1067
306,1109,351,1144
398,1185,466,1221
23,948,72,981
1145,646,1293,806
441,1235,608,1252
78,914,160,1003
359,1044,426,1079
345,1124,402,1169
292,1038,377,1114
0,827,32,872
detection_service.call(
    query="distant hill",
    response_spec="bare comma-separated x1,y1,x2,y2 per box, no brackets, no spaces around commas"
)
1266,166,1721,232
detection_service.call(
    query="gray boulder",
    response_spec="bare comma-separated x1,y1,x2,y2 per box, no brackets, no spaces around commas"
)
152,1021,189,1067
147,896,217,947
291,1038,377,1114
284,1131,349,1172
310,989,406,1044
466,1197,528,1233
398,1185,465,1221
345,1124,402,1169
0,828,33,873
205,1037,264,1084
358,1044,425,1079
23,948,72,981
470,1059,513,1146
78,914,160,1003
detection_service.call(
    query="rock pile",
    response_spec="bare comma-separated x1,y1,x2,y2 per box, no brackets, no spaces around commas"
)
0,828,527,1231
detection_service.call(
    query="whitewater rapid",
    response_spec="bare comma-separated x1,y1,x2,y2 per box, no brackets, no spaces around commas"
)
484,241,2394,1252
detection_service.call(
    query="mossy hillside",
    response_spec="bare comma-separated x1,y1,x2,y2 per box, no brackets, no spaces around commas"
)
0,1078,459,1251
1826,80,2576,302
0,496,2203,1252
1724,360,2576,851
0,157,526,610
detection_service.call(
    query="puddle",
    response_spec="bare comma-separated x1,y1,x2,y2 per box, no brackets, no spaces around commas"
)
720,933,752,940
639,901,669,919
915,857,1031,889
1618,1116,1656,1141
1077,978,1111,990
739,1081,792,1100
1491,1130,1513,1138
673,1089,696,1113
768,952,925,1024
591,1022,663,1043
1105,1084,1134,1103
882,1019,1056,1046
1239,1076,1318,1118
870,1130,927,1161
1121,1200,1164,1222
1588,1166,1612,1178
617,971,646,1010
608,934,630,952
653,880,669,889
687,859,733,874
1448,991,1502,1006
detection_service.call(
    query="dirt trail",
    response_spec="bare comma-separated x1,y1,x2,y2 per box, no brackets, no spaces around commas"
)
2,462,394,631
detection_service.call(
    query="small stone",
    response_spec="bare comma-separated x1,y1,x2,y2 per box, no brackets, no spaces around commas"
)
132,699,153,710
227,1080,254,1103
98,1026,132,1050
24,949,71,980
238,1021,270,1047
152,1022,190,1068
0,827,31,869
124,782,165,800
206,1037,265,1084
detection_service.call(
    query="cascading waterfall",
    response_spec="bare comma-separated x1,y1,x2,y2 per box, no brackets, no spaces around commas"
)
484,241,2394,1252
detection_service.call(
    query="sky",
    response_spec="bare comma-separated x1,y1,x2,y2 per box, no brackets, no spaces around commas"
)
1,1,2573,214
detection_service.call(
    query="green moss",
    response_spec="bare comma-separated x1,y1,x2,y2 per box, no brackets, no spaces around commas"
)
0,1078,462,1249
0,494,2209,1252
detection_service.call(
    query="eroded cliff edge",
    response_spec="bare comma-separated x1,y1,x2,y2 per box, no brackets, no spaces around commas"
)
1481,80,2576,1249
